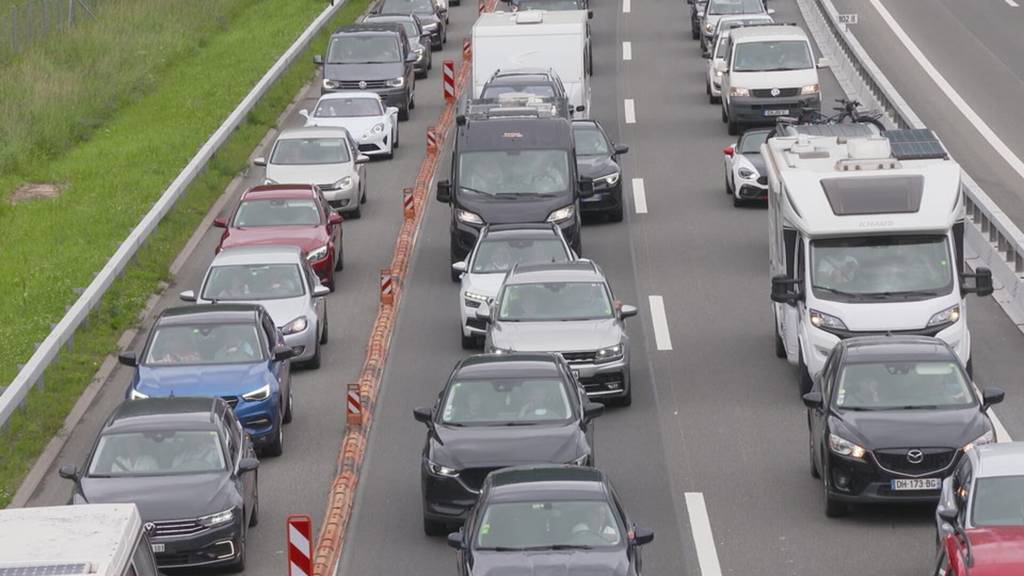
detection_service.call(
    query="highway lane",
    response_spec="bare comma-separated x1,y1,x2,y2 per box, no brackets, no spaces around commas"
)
21,5,474,575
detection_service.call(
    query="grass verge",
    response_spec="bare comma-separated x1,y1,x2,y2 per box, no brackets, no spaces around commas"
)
0,0,371,508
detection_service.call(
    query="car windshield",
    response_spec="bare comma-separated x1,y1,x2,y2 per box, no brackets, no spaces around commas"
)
810,235,953,300
441,378,572,425
381,0,434,15
315,98,383,118
708,0,764,15
471,238,570,273
481,84,556,99
270,138,351,165
738,130,769,153
573,125,610,156
476,500,622,549
498,282,614,321
733,40,813,72
972,476,1024,526
88,431,226,477
833,361,975,410
458,150,570,196
202,264,305,301
327,36,401,64
233,198,321,227
144,324,264,365
513,0,583,10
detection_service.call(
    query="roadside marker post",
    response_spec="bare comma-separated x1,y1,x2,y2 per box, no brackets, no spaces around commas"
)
346,383,362,427
462,38,472,61
403,187,415,220
426,127,439,155
287,514,313,576
380,268,395,306
443,60,456,103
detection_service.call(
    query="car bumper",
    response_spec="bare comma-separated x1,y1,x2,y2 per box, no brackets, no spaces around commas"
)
422,466,480,522
733,177,767,200
728,94,821,124
233,396,282,445
461,295,489,337
151,518,244,569
580,182,623,214
568,357,630,400
355,130,393,156
283,325,318,362
824,452,953,505
323,185,360,214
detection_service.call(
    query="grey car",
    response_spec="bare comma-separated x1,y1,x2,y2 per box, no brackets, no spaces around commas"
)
180,245,330,369
476,260,638,406
315,23,418,120
362,14,433,78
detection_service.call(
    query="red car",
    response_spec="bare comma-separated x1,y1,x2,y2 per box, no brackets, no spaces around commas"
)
935,527,1024,575
215,184,343,289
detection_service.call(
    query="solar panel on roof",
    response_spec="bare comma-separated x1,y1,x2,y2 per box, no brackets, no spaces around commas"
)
885,129,948,160
0,564,92,576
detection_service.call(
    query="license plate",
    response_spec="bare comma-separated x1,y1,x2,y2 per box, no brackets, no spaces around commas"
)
572,369,580,380
764,109,789,117
891,478,940,491
151,543,165,553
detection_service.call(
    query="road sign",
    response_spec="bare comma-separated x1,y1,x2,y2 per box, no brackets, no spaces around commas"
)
837,13,858,25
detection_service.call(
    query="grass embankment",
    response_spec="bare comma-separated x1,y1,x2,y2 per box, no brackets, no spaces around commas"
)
0,0,371,507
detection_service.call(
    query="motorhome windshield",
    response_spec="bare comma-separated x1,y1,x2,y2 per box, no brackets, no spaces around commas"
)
458,150,570,197
810,235,954,302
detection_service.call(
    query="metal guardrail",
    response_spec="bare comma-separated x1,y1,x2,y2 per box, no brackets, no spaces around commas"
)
0,0,351,430
798,0,1024,327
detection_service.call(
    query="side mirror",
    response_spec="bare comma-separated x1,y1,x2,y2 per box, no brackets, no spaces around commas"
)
982,387,1006,409
436,179,452,203
938,504,959,524
238,458,259,473
118,351,138,367
452,261,468,274
801,391,823,409
328,212,343,225
575,105,586,113
387,106,400,116
447,530,464,549
631,527,655,546
588,10,593,18
578,177,595,198
313,284,330,297
253,157,267,167
356,154,370,165
313,54,324,65
179,290,197,303
213,216,228,228
767,7,776,15
583,402,604,420
770,275,803,305
715,61,728,74
406,52,418,63
619,304,638,319
58,464,78,480
962,267,993,297
816,56,830,68
475,303,493,322
273,345,298,361
299,109,310,119
413,406,433,424
613,144,629,155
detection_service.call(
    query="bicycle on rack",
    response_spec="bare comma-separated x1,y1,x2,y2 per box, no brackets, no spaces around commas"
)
787,98,888,131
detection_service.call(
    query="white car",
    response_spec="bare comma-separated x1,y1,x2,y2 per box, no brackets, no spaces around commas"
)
722,127,770,206
300,92,400,159
254,126,370,219
705,14,773,103
452,223,576,349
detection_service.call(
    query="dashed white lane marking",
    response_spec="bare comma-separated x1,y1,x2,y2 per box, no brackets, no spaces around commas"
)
685,492,723,576
622,0,630,13
631,178,647,214
622,41,632,61
648,295,673,351
624,98,636,124
870,0,1024,184
1005,0,1019,8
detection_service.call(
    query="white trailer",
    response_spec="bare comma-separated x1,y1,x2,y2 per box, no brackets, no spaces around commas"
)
0,503,160,576
471,10,591,117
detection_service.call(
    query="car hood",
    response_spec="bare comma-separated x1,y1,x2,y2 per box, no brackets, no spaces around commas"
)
306,116,386,139
575,155,617,180
459,194,575,225
79,473,237,522
470,549,628,576
832,407,987,450
266,163,349,187
463,273,506,301
737,152,766,175
430,423,584,469
491,319,620,352
963,527,1024,574
221,226,328,253
197,297,310,330
135,363,269,397
324,61,403,82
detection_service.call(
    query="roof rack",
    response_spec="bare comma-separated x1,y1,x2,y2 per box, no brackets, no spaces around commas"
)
463,94,559,120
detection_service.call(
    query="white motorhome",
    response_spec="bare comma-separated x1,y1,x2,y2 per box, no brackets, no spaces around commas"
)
763,127,993,392
0,503,161,576
471,10,590,118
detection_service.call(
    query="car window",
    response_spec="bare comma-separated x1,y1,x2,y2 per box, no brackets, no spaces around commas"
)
441,377,572,424
145,324,264,365
732,40,813,72
833,361,975,410
498,282,614,321
971,475,1024,526
233,198,322,227
471,238,571,273
328,35,401,63
573,125,610,156
476,500,622,549
271,138,351,165
89,431,227,476
315,98,384,118
738,130,769,154
202,264,305,301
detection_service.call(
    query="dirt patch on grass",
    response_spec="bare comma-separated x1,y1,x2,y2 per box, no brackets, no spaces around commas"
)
9,183,63,204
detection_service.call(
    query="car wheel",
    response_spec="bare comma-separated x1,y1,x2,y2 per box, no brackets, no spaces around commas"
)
326,271,336,293
733,194,744,207
306,339,322,370
394,125,400,148
461,332,480,350
334,243,344,271
572,235,582,257
706,80,711,96
283,389,294,424
798,347,813,394
228,528,247,572
823,478,847,518
809,429,820,479
614,389,632,407
348,204,362,219
774,318,786,359
608,190,624,223
428,54,433,70
320,314,329,345
725,173,733,196
399,100,410,121
691,23,699,40
264,419,284,457
249,475,260,527
710,93,720,105
424,516,448,537
410,94,416,110
450,245,462,283
721,105,728,124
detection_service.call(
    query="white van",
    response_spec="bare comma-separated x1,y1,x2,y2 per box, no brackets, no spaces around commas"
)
718,24,827,135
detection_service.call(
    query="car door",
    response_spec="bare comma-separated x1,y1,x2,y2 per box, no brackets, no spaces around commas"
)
303,260,326,330
609,486,641,574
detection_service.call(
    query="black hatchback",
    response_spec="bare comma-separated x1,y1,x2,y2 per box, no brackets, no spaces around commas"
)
59,397,260,571
803,336,1005,517
447,465,654,576
414,353,604,535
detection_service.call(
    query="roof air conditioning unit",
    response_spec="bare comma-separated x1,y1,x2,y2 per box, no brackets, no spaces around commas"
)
846,136,891,160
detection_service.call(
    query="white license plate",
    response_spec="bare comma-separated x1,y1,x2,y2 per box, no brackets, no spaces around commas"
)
764,109,789,117
151,543,165,553
891,478,940,491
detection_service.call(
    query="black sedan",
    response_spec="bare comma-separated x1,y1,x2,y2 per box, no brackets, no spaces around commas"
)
59,397,260,571
447,465,654,576
572,120,629,222
803,336,1004,517
414,353,604,535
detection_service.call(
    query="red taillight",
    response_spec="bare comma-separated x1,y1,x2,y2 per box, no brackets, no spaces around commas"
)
723,145,734,157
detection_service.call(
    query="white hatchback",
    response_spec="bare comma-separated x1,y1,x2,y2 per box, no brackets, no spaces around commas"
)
300,92,400,159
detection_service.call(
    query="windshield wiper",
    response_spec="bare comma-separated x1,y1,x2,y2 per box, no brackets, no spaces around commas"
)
813,286,861,298
491,421,538,426
861,289,940,299
460,185,494,196
520,544,594,551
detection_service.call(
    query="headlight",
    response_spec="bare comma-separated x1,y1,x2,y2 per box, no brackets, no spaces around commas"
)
456,208,484,225
800,83,820,95
323,79,339,90
241,383,271,401
737,167,757,180
197,508,235,527
282,317,309,335
331,176,353,190
965,429,995,451
809,309,848,331
596,172,620,187
371,122,385,134
927,304,961,327
568,454,589,466
714,69,723,79
704,22,714,33
386,76,405,88
464,291,489,303
264,178,278,185
594,344,624,363
546,205,575,223
306,245,329,262
129,389,149,400
729,87,750,97
828,433,866,459
427,460,459,477
415,46,425,55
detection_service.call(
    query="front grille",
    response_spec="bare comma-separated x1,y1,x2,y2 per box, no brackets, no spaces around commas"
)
579,372,625,394
335,79,389,90
221,396,238,408
873,448,957,477
751,87,800,98
827,324,946,340
467,318,487,331
358,143,381,152
152,518,207,538
757,175,768,186
461,467,501,491
561,351,596,364
155,551,192,566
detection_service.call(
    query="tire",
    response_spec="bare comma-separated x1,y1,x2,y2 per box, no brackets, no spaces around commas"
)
348,204,362,219
608,202,624,223
399,100,410,121
283,388,294,424
306,339,322,370
360,183,367,204
249,476,260,527
727,118,740,136
706,80,711,96
450,244,462,282
691,22,699,40
572,235,582,257
721,105,728,124
733,195,743,207
614,390,632,407
227,529,247,572
725,173,733,196
264,420,284,457
824,487,847,518
774,323,786,359
326,273,336,293
320,314,329,345
461,332,480,350
410,94,416,110
798,347,814,394
428,55,433,70
423,516,448,537
809,433,820,479
334,243,344,271
710,93,720,105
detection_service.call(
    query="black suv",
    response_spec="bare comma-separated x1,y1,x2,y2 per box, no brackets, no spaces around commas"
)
315,23,418,120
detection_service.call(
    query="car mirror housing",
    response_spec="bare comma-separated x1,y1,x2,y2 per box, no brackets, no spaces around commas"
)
816,56,829,68
614,144,629,155
938,504,959,524
406,52,418,63
118,351,138,367
715,61,728,74
329,212,343,225
583,402,604,420
238,458,259,473
253,157,268,167
578,177,595,198
770,275,803,305
452,261,468,274
413,406,433,424
982,387,1006,408
213,216,228,228
631,527,654,546
356,154,371,165
313,54,324,65
619,304,638,319
801,391,823,409
299,109,310,119
962,267,993,297
475,303,493,322
387,106,400,116
179,290,197,303
447,530,464,549
436,179,452,203
58,464,78,480
273,345,298,361
313,284,330,297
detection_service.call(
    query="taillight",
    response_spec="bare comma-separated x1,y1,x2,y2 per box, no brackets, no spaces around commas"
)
723,145,734,157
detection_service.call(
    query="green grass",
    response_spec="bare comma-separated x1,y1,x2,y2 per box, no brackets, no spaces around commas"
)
0,0,371,508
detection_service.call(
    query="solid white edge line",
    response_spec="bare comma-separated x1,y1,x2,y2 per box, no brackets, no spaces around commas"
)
989,409,1013,443
622,41,632,61
648,295,673,351
624,99,636,124
631,178,647,214
868,0,1024,184
622,0,630,13
685,492,724,576
1006,0,1019,8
